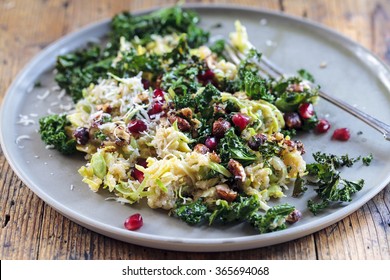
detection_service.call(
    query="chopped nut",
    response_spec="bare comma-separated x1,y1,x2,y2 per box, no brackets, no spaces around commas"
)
178,107,193,119
286,209,302,223
168,115,191,132
228,159,246,182
96,103,112,113
215,184,237,202
209,151,221,163
212,118,231,138
194,144,210,154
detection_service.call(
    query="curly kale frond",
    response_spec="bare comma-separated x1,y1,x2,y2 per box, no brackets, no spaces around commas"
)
306,152,366,215
249,204,295,234
55,45,112,102
218,128,257,166
111,6,209,48
174,196,296,234
209,195,260,224
39,114,76,155
174,199,210,225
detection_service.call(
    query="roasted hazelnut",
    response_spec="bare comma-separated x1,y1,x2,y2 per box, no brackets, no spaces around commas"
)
194,144,210,154
212,118,231,138
168,115,191,132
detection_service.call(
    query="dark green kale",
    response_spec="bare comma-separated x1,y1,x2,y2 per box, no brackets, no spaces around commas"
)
241,70,274,102
292,174,307,197
272,76,318,112
174,196,296,234
174,198,210,225
257,139,283,159
312,152,361,168
209,195,261,224
232,49,274,102
195,83,221,118
301,114,319,131
362,154,373,166
218,128,257,166
297,69,315,83
110,49,163,79
110,6,209,49
209,39,226,58
249,204,296,234
39,114,77,155
55,45,113,102
161,36,205,105
306,152,365,215
307,200,329,216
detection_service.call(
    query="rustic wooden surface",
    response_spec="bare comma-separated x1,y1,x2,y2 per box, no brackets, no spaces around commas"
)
1,0,389,260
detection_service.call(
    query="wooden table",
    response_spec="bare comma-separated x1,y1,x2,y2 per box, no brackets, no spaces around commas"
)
1,0,389,260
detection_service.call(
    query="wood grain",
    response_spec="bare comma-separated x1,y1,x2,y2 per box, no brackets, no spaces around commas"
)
0,0,389,260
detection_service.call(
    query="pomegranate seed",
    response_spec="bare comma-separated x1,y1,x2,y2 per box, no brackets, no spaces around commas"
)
73,127,89,145
127,119,147,134
148,102,163,116
153,88,165,98
136,158,148,168
131,168,144,182
124,213,143,230
131,158,147,182
298,103,315,119
332,128,351,141
205,136,218,150
232,113,250,131
198,69,215,85
315,119,331,133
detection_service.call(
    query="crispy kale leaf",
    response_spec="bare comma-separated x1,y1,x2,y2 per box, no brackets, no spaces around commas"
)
306,152,365,215
39,114,76,155
174,196,296,234
55,45,112,102
174,199,210,225
249,204,296,234
218,128,257,166
297,69,315,83
209,195,260,224
110,6,209,49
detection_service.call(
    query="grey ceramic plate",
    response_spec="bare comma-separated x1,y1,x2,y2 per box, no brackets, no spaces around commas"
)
1,5,390,252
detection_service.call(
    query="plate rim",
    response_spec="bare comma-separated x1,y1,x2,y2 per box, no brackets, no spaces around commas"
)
1,3,390,252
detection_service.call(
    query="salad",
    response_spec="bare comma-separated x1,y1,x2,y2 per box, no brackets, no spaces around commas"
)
38,5,371,233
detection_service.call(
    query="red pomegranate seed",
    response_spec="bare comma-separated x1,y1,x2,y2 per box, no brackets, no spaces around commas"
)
315,119,331,133
205,136,218,150
198,69,215,85
124,213,143,231
298,103,315,119
127,119,147,134
136,158,148,168
332,128,351,141
153,88,165,98
148,102,163,116
232,113,250,131
131,168,144,182
131,158,147,182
